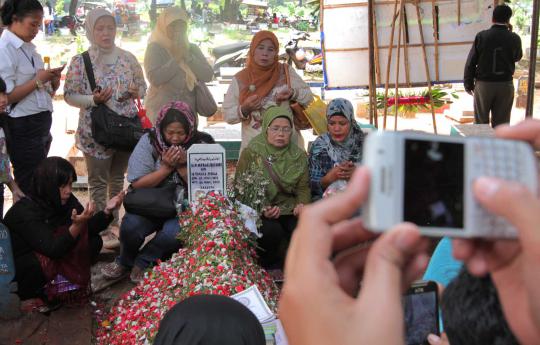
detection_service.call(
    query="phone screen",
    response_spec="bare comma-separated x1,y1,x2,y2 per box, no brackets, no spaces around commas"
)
404,287,439,345
403,139,464,228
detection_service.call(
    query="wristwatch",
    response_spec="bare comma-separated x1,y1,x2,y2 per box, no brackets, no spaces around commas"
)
35,79,44,90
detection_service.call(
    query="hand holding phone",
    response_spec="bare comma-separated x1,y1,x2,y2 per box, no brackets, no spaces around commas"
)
337,161,355,180
50,64,66,73
279,168,431,345
93,86,113,104
36,69,56,83
404,280,440,345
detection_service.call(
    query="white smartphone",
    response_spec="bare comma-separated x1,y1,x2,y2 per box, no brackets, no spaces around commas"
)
362,131,538,238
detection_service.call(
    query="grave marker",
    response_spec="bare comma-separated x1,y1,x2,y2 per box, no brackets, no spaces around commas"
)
187,144,226,203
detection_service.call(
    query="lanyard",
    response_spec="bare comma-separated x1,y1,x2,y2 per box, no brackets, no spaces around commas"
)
20,48,35,68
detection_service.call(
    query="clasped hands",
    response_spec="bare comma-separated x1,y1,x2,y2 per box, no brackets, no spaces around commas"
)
161,146,188,173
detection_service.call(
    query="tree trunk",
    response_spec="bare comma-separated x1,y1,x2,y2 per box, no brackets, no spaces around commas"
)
298,0,302,6
68,0,78,16
150,0,157,28
223,0,240,23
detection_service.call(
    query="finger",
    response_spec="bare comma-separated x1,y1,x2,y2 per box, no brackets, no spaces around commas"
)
401,252,430,289
331,217,376,253
117,190,126,201
71,209,77,219
451,238,492,276
427,334,446,345
473,177,540,250
451,238,476,261
87,202,96,215
332,243,371,296
83,202,91,215
494,119,540,148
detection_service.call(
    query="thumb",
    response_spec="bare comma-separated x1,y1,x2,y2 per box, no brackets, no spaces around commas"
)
427,334,445,345
71,209,77,219
473,177,540,247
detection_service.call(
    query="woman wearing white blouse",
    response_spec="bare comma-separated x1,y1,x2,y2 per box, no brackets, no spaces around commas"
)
0,0,62,194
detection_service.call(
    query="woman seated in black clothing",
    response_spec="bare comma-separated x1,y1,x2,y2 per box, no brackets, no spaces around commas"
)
4,157,123,311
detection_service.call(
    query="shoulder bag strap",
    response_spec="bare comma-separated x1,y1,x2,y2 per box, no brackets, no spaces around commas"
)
262,158,295,197
283,63,291,88
81,51,97,92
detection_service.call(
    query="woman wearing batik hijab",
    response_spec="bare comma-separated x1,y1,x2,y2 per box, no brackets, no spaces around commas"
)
223,30,313,152
154,295,265,345
308,98,365,200
101,101,214,284
234,106,310,269
64,8,147,248
144,7,213,123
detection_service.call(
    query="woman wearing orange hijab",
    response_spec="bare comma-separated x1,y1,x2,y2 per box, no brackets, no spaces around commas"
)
223,31,313,152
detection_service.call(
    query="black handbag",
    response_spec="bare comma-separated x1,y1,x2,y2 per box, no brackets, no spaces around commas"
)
82,51,144,151
123,182,178,219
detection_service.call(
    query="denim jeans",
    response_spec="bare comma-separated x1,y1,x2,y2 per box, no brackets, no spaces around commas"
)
118,212,182,269
6,111,52,194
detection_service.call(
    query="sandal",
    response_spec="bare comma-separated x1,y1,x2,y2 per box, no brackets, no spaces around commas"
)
20,298,62,315
129,266,145,284
20,298,46,313
101,261,128,280
102,227,120,250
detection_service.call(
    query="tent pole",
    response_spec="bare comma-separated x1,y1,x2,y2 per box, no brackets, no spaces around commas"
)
526,0,540,118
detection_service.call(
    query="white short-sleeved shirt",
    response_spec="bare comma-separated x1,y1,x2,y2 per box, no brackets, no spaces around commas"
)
0,29,53,118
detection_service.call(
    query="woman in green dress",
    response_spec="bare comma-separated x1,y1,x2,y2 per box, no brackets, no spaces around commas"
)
234,106,310,269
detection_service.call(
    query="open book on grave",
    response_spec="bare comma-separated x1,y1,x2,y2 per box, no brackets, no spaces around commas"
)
231,284,276,324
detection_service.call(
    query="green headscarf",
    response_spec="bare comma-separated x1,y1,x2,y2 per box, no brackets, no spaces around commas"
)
247,106,308,196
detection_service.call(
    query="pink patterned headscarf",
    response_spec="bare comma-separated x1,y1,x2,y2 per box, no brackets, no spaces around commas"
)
151,101,197,154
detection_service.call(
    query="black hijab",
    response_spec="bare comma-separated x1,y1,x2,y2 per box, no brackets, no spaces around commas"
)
154,295,266,345
29,157,82,227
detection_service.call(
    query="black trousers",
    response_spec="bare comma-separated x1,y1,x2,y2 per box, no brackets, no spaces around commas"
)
14,234,102,301
257,215,297,269
6,111,52,195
